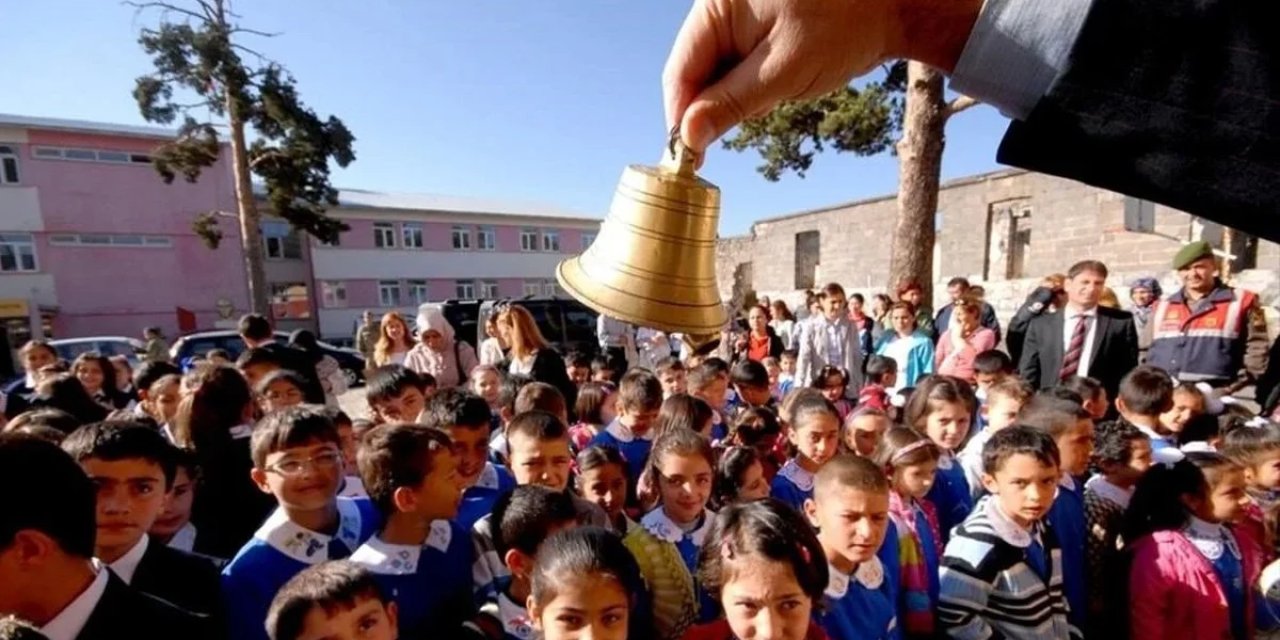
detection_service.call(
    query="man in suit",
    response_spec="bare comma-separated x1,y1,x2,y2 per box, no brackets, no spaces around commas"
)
238,313,325,404
1018,261,1139,402
660,0,1280,242
0,434,207,640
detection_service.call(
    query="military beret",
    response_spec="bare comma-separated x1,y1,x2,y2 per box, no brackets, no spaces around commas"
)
1173,240,1215,270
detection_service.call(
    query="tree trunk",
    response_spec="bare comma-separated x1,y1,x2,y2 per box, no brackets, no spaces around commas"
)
228,111,269,316
889,62,949,305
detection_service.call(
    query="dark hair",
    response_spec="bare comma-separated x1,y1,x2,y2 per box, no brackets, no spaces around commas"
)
864,355,898,385
563,351,591,370
238,313,274,342
576,444,626,476
515,382,567,418
250,406,341,469
1122,452,1238,544
1093,420,1147,468
499,374,534,412
617,369,663,411
648,423,717,487
61,421,178,488
903,376,977,430
172,445,202,483
849,293,865,305
287,329,324,361
814,453,890,495
357,423,453,516
986,378,1034,405
655,356,685,376
820,282,846,298
1019,395,1091,439
1040,386,1084,407
266,560,391,640
656,394,715,438
364,365,430,406
779,349,797,361
714,446,763,507
32,374,108,425
981,425,1061,475
973,350,1014,376
133,360,181,395
947,277,971,289
508,410,568,443
1118,365,1175,416
17,340,57,364
589,355,613,375
1067,260,1109,280
492,484,578,558
789,394,840,434
174,363,252,452
873,426,940,469
698,498,828,604
4,408,80,436
256,369,308,397
731,407,782,448
236,347,284,370
530,527,650,638
731,360,769,388
810,365,847,390
573,382,615,426
0,434,96,558
420,388,493,432
1061,376,1105,403
1221,419,1280,468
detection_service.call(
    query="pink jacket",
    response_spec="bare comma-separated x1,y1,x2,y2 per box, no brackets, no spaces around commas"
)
1129,529,1259,640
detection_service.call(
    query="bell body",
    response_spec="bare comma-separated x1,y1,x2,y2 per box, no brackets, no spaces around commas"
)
557,159,725,338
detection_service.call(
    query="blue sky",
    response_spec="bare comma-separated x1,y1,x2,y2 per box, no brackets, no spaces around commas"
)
1,0,1011,235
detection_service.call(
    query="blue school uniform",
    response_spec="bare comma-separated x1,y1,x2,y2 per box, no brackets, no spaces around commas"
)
770,458,815,513
1047,473,1088,630
1187,516,1248,640
221,497,379,640
876,519,904,640
349,520,474,637
589,420,654,487
925,452,972,543
1135,423,1176,452
818,557,898,640
638,507,720,623
457,462,515,531
479,580,537,640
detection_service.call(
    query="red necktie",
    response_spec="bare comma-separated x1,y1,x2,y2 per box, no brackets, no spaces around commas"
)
1059,315,1090,380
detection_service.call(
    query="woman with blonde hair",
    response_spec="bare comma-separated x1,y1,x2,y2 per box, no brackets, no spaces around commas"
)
404,303,479,389
372,312,413,366
497,303,577,410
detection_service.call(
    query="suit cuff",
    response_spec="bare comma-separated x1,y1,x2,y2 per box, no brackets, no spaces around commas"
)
948,0,1097,120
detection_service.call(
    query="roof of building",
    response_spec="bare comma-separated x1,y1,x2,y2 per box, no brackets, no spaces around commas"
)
332,188,601,222
0,113,178,141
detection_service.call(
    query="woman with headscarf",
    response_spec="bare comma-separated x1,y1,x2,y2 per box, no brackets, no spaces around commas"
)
287,329,347,406
1128,277,1164,362
404,303,479,389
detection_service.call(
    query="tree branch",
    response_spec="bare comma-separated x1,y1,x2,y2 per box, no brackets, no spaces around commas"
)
124,1,208,24
229,26,281,38
249,149,288,170
945,95,980,118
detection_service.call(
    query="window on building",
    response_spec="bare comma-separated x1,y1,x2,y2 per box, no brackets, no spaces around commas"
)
520,229,539,252
407,279,429,305
269,282,311,319
455,280,476,300
541,230,561,252
1008,209,1032,279
0,145,18,184
543,280,560,297
30,146,151,166
581,232,597,250
452,226,472,250
320,281,347,308
47,234,172,248
522,280,542,297
317,233,341,247
378,280,401,307
477,226,496,251
374,223,396,248
0,234,37,272
794,230,820,290
1124,197,1156,233
402,223,424,249
262,221,302,260
480,280,499,299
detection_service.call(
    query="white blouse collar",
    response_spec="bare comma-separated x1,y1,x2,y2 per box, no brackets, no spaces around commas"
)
349,522,452,576
494,590,536,639
476,462,501,490
981,496,1041,549
1084,475,1133,509
1184,515,1241,561
1058,473,1076,492
641,507,715,545
605,420,654,443
254,497,365,564
777,458,815,491
936,450,955,470
825,556,885,598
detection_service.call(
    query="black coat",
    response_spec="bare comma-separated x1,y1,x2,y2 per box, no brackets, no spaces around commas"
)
1018,307,1140,402
258,343,325,404
1005,287,1058,366
523,348,578,416
77,573,212,640
132,539,224,620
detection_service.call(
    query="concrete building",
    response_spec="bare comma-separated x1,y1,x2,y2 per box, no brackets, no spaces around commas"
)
716,168,1280,323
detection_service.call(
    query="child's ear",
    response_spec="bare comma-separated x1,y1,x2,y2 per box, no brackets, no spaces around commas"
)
504,549,531,577
1115,396,1129,415
980,404,991,418
803,498,820,530
249,468,272,495
527,595,543,630
500,406,514,424
391,486,416,513
385,601,399,633
980,472,1000,496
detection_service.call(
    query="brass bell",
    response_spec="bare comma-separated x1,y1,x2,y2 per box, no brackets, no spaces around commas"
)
556,134,726,345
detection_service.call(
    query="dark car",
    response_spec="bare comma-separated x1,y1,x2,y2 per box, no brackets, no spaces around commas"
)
168,330,366,386
437,296,599,356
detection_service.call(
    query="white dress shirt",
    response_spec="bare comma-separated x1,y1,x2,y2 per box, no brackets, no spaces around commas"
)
41,562,110,640
107,535,150,585
1062,306,1099,377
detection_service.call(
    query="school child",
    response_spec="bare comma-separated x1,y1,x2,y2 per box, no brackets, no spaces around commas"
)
762,356,784,401
656,356,688,398
265,560,398,640
418,388,516,530
221,406,381,640
237,347,288,392
589,369,664,490
803,454,897,639
959,378,1033,499
689,359,732,440
483,485,581,639
141,373,182,439
129,360,181,416
624,427,719,639
109,355,138,406
1222,419,1280,633
563,351,592,388
811,365,853,421
206,348,233,366
1,340,58,420
72,352,129,410
731,359,774,411
569,383,616,452
514,382,570,427
61,421,222,617
859,355,898,412
257,370,309,413
729,407,786,481
1083,420,1152,627
1019,394,1095,631
712,446,771,508
770,395,841,513
971,350,1014,398
1161,382,1209,444
591,354,617,384
904,376,976,542
845,406,891,458
326,409,365,498
1062,376,1108,422
874,428,943,638
1,408,73,442
938,426,1075,639
1116,365,1178,451
576,445,633,534
1125,449,1257,640
364,365,434,425
684,499,830,640
349,423,476,637
150,445,201,552
471,364,504,411
778,348,798,393
491,374,534,463
529,526,652,640
657,393,716,441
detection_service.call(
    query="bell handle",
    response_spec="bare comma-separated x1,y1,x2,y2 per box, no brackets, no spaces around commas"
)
661,125,699,177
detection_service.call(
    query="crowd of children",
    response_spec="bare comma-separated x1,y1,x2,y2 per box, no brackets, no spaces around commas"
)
6,297,1280,640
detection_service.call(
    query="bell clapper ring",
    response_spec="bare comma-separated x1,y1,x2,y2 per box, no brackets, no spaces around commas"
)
662,125,699,177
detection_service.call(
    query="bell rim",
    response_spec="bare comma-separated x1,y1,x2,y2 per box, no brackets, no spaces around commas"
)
556,258,727,336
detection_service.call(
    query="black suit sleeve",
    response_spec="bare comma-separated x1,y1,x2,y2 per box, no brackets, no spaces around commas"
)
1019,319,1044,389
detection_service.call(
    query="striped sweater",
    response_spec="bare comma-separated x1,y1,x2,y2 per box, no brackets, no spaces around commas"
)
937,498,1079,640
